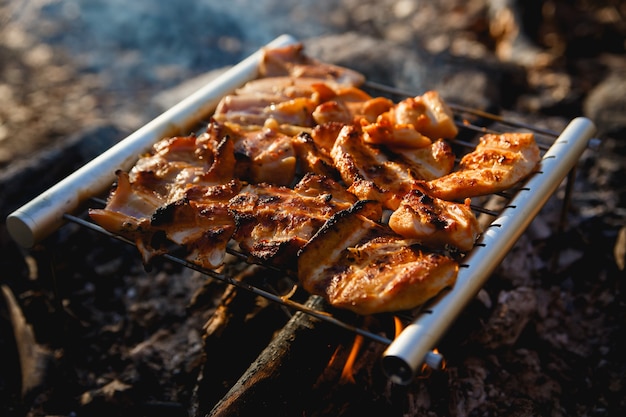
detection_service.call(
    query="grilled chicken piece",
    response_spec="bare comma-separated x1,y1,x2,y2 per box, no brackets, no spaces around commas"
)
227,173,377,267
127,125,236,201
90,128,233,238
310,121,346,154
331,124,456,210
259,43,366,87
418,132,541,200
149,180,241,269
215,94,319,127
292,132,340,179
91,176,241,269
221,121,298,186
214,77,338,128
395,91,458,140
235,76,337,101
129,135,211,199
216,41,368,127
90,129,241,268
89,170,163,243
388,188,481,251
215,77,386,131
361,90,458,149
298,201,458,315
311,88,394,126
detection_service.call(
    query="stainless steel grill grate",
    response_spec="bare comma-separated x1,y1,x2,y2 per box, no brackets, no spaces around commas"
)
6,34,597,385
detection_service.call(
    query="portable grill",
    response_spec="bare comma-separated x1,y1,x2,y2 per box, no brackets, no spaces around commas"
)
6,34,597,385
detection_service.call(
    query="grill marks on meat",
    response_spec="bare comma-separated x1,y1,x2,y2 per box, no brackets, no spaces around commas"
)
227,173,365,267
90,130,242,268
388,188,481,252
90,127,359,269
91,43,544,314
298,201,458,315
149,182,240,269
331,124,456,210
418,132,541,200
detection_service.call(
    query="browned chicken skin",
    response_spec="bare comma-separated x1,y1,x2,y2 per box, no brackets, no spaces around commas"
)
418,132,541,200
91,43,541,315
388,188,481,252
331,124,455,210
298,201,458,315
90,130,241,268
227,173,373,267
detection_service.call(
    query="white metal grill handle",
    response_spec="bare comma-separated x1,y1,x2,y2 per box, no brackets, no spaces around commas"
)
381,117,597,385
6,34,298,248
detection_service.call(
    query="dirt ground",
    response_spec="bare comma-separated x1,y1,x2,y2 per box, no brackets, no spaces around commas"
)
1,0,625,416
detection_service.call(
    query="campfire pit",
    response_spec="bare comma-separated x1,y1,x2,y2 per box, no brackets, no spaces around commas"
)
2,32,615,417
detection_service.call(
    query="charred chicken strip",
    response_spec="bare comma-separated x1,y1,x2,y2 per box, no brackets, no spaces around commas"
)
89,129,231,240
331,124,456,210
417,132,541,200
291,132,340,180
90,176,240,269
298,201,458,315
148,180,241,269
227,173,377,267
90,42,545,317
388,188,481,251
90,127,241,268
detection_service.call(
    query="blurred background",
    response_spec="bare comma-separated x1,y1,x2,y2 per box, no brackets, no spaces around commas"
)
1,0,624,169
1,0,625,416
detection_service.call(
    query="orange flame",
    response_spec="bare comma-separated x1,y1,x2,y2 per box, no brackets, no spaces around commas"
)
416,348,446,379
393,315,404,339
340,334,363,384
326,345,342,369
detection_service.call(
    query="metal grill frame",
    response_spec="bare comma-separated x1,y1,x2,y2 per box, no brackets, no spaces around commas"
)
5,34,597,384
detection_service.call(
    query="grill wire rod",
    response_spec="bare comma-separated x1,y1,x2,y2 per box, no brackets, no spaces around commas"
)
63,212,394,346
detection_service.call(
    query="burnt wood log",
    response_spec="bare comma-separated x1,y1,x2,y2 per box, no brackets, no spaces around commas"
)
193,264,295,413
207,295,356,417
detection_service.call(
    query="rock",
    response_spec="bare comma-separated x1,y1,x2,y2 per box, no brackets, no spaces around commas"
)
474,287,538,349
584,70,626,138
303,32,526,111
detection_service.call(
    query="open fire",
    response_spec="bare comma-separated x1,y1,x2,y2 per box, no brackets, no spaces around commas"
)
1,28,608,416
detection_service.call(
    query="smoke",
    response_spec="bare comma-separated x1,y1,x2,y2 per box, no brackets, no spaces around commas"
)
6,0,347,94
